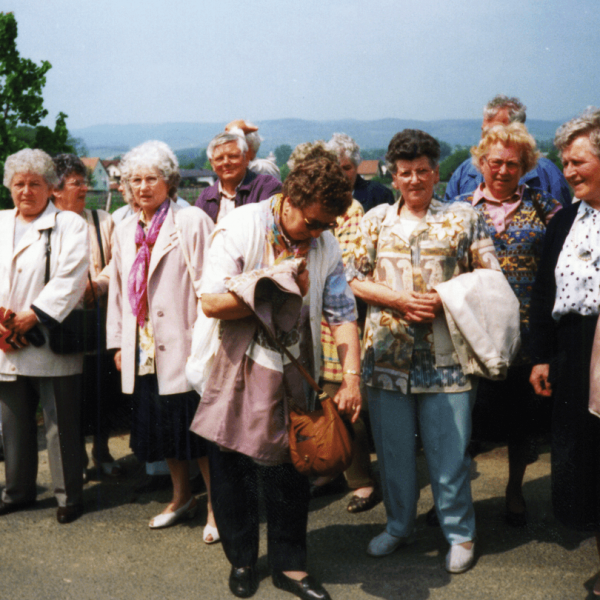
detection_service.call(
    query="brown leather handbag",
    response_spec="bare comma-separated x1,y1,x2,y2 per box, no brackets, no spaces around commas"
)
288,390,354,477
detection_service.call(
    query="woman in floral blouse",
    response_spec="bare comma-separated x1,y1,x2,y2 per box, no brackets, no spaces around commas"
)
349,129,501,574
455,123,561,527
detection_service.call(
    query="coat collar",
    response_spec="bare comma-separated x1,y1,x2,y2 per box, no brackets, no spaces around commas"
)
10,201,58,259
147,200,180,281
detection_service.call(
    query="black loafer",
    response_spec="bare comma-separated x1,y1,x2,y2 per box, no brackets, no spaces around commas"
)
56,504,83,524
0,499,36,516
272,571,331,600
229,566,258,598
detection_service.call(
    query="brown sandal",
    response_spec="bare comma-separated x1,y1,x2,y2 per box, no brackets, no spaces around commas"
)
347,488,381,513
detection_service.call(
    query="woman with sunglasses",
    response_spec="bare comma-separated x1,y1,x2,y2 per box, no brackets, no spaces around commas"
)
348,129,505,574
195,151,361,599
455,123,561,528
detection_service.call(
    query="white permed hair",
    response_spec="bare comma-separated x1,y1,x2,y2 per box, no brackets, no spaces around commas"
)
483,94,527,124
119,140,180,197
326,133,361,167
3,148,59,188
554,107,600,158
206,132,248,160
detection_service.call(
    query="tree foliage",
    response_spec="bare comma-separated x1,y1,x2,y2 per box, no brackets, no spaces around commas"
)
274,144,292,167
439,146,471,182
0,13,75,207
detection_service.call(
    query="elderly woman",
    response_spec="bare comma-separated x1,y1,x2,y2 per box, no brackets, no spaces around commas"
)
106,141,216,533
0,149,89,523
349,129,507,574
529,108,600,594
453,123,561,526
194,153,361,599
52,154,122,478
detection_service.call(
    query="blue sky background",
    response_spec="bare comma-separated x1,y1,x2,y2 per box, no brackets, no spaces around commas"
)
10,0,600,129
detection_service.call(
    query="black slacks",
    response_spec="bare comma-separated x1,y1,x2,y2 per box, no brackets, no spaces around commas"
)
207,441,310,572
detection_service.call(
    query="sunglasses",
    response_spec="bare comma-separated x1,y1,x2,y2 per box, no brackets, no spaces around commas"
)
303,216,337,231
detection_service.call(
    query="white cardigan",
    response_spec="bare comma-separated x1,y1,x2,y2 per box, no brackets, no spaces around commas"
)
0,202,90,380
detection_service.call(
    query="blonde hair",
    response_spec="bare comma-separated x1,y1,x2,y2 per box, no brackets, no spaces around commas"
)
471,123,540,175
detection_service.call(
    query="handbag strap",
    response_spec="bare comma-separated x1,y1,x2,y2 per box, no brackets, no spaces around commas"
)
174,214,199,299
91,209,106,268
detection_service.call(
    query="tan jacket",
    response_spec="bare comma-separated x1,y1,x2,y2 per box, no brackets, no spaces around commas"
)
82,208,113,297
0,202,90,379
106,202,214,395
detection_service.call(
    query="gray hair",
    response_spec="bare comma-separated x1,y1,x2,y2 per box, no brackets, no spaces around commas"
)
206,132,248,160
554,107,600,157
3,148,59,188
483,94,527,124
119,140,180,197
326,133,361,167
245,131,262,154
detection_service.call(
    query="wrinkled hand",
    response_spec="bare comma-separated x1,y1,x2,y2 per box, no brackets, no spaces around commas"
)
332,376,362,423
296,261,310,297
114,350,122,372
8,309,38,335
225,119,258,134
393,291,443,323
530,364,552,396
83,281,100,307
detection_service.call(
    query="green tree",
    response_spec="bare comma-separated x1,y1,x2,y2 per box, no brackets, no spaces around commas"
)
439,147,471,182
0,13,74,207
274,144,292,167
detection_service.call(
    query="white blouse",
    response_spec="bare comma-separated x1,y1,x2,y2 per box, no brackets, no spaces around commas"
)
553,201,600,320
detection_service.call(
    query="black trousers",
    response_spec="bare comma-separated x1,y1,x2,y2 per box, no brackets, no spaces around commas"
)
207,441,310,572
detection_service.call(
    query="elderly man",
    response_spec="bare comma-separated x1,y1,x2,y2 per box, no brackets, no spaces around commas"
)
327,133,394,212
443,95,571,206
195,132,281,222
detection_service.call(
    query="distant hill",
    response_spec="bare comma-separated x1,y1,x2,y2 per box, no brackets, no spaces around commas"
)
72,118,565,159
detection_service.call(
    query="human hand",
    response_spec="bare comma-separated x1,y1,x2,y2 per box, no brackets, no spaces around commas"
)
224,119,258,134
530,364,552,396
393,291,440,323
114,350,122,372
8,309,38,335
332,376,362,423
83,281,100,307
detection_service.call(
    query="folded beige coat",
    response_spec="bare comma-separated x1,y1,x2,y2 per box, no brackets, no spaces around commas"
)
433,269,521,381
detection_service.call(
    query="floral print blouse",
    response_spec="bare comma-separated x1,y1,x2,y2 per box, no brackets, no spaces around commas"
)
347,198,500,394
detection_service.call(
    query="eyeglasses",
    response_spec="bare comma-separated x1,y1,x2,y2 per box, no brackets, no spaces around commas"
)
129,175,162,188
304,216,337,231
483,157,521,173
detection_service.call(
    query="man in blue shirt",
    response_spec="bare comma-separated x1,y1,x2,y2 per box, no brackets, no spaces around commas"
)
443,95,571,206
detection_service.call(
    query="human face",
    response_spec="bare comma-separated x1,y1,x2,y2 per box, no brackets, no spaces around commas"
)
479,142,523,200
129,168,170,219
481,106,511,135
391,156,439,213
280,196,337,242
210,141,249,189
339,155,358,187
561,135,600,207
10,172,51,222
53,172,88,215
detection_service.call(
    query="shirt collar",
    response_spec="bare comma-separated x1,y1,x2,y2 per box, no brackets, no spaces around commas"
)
471,183,525,206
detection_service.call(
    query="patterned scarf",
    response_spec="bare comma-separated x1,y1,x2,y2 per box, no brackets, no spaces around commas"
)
268,194,313,264
127,199,170,327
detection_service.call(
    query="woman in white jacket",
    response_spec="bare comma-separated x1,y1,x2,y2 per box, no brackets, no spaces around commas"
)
0,149,89,524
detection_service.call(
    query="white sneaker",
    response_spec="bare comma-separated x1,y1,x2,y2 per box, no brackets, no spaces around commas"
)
445,542,475,573
367,530,414,557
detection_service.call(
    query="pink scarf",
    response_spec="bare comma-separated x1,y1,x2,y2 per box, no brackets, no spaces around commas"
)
127,199,170,327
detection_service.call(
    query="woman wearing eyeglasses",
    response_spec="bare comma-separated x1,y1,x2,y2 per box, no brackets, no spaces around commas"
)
348,129,506,574
454,123,561,528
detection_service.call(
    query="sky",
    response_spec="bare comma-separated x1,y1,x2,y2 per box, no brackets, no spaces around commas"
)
8,0,600,130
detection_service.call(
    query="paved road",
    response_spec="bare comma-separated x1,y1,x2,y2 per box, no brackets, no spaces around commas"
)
0,435,597,600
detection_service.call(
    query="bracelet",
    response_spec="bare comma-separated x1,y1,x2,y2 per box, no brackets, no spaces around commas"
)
343,369,361,377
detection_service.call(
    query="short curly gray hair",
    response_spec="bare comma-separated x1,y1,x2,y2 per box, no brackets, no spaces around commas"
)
326,133,362,167
483,94,527,124
119,140,180,198
554,107,600,158
206,132,248,161
3,148,59,188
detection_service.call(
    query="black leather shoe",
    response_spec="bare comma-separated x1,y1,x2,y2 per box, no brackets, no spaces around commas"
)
309,474,347,499
229,566,258,598
56,504,83,524
272,571,331,600
0,499,36,516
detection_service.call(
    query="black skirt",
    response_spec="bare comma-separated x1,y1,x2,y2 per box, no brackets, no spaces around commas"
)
129,374,206,463
551,313,600,532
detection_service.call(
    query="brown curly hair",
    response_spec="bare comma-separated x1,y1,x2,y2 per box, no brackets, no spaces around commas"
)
282,153,352,216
